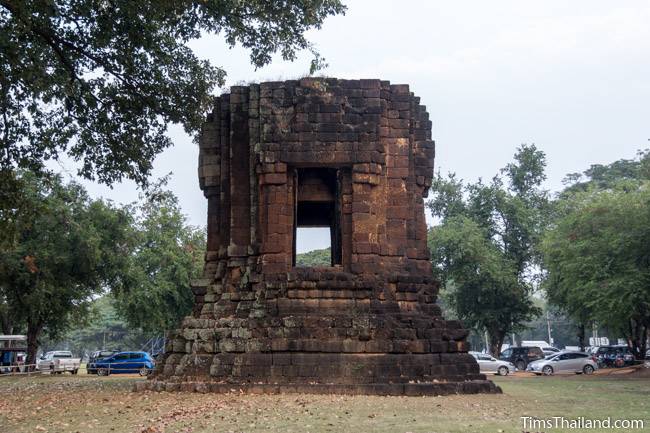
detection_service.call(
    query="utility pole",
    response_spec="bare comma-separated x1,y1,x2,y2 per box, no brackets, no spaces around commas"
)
546,310,553,345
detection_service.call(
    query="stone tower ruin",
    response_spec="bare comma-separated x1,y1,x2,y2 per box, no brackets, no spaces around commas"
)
143,78,499,395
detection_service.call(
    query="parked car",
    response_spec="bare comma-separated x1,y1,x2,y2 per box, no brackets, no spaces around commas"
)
470,352,515,376
37,351,81,374
499,346,545,371
90,351,154,376
542,347,561,358
86,350,118,374
594,346,635,368
527,351,598,376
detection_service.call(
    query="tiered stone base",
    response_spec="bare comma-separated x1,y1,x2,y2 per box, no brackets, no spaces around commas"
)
146,271,501,396
144,313,502,395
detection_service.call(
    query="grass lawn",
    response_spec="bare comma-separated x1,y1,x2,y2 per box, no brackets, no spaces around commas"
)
0,373,648,433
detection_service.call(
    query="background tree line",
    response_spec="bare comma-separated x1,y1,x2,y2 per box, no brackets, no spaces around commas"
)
542,150,650,358
0,170,205,364
428,147,650,358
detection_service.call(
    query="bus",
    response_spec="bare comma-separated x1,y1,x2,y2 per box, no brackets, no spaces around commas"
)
0,335,27,373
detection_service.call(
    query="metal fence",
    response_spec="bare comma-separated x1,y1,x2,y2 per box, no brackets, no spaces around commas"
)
0,363,153,377
0,363,40,376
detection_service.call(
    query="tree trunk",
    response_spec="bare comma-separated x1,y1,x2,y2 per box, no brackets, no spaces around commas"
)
639,324,648,361
630,318,649,360
26,321,43,369
487,329,505,357
0,311,13,335
627,318,644,360
577,323,586,351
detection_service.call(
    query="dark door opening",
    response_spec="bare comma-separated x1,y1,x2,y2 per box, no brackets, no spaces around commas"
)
292,167,342,267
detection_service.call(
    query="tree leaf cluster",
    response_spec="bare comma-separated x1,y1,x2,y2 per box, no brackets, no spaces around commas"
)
40,295,151,356
0,0,346,186
110,188,205,334
542,149,650,357
427,144,548,354
295,247,331,267
0,170,133,362
0,170,205,362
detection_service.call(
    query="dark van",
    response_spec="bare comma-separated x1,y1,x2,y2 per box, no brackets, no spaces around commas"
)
500,346,545,371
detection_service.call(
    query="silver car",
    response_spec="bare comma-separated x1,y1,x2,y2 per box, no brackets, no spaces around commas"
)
526,351,598,376
470,352,516,376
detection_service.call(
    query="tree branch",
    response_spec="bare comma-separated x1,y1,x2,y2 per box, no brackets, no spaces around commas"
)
1,0,164,117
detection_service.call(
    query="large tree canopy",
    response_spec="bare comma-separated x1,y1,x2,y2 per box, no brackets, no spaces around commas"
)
0,171,133,364
561,149,650,193
0,171,205,361
543,186,650,358
0,0,345,185
428,144,547,355
111,189,205,334
543,150,650,357
428,216,535,357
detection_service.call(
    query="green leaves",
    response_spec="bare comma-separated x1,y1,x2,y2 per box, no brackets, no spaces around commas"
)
0,170,205,360
428,144,547,353
110,189,206,334
543,150,650,357
542,184,650,353
429,217,538,344
295,247,331,267
0,170,134,361
560,149,650,194
502,144,547,198
0,0,345,186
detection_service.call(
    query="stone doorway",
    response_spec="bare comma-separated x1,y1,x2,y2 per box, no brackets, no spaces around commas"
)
292,167,344,267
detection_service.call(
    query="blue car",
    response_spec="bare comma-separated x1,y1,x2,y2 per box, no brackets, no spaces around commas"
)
90,351,154,376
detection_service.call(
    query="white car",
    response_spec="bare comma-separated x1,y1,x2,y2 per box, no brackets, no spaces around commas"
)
470,352,516,376
37,351,81,374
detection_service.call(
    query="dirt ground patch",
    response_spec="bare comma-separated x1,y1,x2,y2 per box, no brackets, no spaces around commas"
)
0,373,648,433
620,363,650,378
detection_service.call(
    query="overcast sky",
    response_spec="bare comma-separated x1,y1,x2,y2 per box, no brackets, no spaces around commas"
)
61,0,650,252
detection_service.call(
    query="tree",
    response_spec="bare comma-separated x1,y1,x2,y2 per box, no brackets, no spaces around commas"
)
0,0,345,186
542,186,650,359
543,149,650,354
0,171,133,364
428,144,547,355
111,190,205,334
0,173,204,360
429,216,538,356
561,149,650,193
295,247,331,267
40,296,151,356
